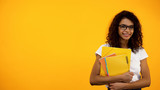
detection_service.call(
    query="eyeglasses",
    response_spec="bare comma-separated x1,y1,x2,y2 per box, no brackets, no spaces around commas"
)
119,24,134,31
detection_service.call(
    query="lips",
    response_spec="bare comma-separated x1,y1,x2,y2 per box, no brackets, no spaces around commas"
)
122,33,130,37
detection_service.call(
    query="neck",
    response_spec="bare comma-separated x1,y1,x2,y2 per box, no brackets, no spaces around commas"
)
120,39,129,48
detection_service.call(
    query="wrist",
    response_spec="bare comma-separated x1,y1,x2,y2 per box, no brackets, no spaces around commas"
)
123,83,130,89
118,75,124,82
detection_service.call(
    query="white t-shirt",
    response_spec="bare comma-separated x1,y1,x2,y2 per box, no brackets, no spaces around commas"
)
95,43,148,82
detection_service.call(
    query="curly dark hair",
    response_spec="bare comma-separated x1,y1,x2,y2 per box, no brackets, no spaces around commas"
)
106,10,143,53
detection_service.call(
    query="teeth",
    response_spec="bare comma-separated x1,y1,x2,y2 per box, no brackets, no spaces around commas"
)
123,33,130,37
123,34,129,35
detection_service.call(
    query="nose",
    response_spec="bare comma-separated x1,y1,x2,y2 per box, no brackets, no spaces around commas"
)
126,28,130,31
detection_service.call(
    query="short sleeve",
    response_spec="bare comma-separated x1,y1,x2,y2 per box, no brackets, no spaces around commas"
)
95,44,109,56
139,48,148,61
95,45,103,56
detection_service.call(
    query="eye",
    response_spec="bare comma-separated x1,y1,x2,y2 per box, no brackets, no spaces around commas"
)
121,25,126,28
129,25,134,29
119,25,126,28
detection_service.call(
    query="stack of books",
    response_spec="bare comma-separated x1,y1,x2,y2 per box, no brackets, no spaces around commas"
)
99,47,131,76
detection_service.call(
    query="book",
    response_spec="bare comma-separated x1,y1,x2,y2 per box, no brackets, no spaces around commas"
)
99,53,116,76
100,47,131,76
105,55,129,76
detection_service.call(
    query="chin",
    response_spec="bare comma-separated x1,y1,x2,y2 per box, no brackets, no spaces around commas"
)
122,37,131,40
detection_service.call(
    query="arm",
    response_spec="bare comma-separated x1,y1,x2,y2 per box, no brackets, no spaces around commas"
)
109,58,151,90
124,58,151,89
90,54,133,85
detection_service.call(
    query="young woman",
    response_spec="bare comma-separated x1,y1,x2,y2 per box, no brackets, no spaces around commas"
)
90,10,151,90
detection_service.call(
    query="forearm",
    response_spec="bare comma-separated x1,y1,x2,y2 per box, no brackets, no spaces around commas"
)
90,75,123,85
123,78,151,89
124,59,151,89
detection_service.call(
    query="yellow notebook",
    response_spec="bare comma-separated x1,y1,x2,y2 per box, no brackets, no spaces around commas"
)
99,53,116,76
106,55,129,76
100,46,131,76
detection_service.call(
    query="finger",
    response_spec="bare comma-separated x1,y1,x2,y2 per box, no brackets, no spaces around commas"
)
109,85,113,88
129,72,134,76
110,83,114,86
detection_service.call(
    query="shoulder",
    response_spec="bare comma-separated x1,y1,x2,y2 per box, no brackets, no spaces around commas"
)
136,47,147,55
95,43,110,56
99,43,110,47
133,47,148,61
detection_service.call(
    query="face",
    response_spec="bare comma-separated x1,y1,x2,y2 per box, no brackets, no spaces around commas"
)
118,18,134,41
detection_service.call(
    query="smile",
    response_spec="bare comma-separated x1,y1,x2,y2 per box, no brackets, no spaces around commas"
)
122,33,130,37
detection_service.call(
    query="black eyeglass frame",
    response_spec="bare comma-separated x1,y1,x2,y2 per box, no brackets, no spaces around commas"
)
119,24,134,31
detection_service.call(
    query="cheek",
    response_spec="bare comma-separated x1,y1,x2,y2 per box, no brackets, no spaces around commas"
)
131,30,134,35
118,29,122,35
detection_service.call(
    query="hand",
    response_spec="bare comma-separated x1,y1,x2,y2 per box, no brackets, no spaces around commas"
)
120,72,134,83
109,82,127,90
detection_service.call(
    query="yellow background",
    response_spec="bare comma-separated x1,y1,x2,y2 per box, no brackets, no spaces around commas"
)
0,0,159,90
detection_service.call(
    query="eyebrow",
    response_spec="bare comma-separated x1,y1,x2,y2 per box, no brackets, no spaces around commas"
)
120,24,134,26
